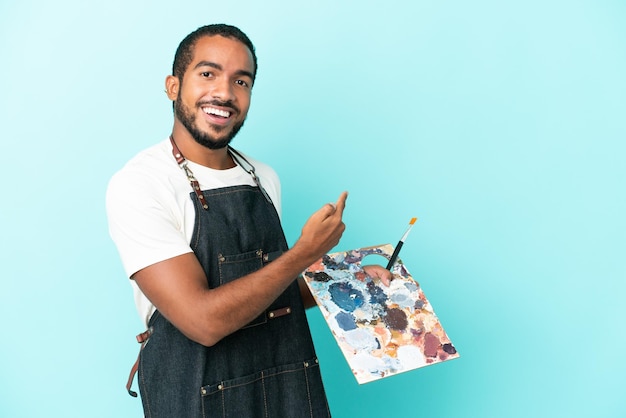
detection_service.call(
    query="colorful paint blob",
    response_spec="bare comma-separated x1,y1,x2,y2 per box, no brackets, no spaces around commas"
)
303,244,459,384
383,308,408,331
335,311,358,331
328,282,365,312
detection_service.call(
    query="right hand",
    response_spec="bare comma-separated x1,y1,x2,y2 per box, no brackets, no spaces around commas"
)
293,191,348,262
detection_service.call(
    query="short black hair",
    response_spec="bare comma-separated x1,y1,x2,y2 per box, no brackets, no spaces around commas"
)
172,24,257,82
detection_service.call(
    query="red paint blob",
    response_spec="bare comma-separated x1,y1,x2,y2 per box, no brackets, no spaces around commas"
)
423,332,441,358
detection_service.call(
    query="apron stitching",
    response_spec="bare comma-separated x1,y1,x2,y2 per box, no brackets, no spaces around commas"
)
304,362,313,418
191,195,202,248
139,350,153,418
140,315,162,418
218,254,223,284
200,390,205,418
208,364,314,392
261,371,268,418
204,188,259,198
221,383,226,418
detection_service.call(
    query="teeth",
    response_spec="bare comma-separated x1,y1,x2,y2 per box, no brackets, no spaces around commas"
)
203,107,231,118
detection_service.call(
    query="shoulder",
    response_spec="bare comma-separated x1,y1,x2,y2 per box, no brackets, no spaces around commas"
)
105,138,188,233
107,139,187,207
108,140,177,187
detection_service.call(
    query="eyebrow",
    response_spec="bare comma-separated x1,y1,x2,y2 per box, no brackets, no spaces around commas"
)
194,60,255,80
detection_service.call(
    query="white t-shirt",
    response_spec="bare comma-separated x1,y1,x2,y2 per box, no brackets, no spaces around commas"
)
106,138,281,327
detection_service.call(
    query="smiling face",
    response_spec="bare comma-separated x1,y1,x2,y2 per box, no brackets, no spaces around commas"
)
169,35,255,150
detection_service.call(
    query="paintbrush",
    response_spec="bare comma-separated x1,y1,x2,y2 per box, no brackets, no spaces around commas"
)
386,217,418,270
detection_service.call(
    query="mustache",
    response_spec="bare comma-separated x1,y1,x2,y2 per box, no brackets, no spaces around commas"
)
198,100,239,113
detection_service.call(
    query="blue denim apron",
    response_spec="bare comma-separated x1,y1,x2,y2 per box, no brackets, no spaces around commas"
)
137,153,331,417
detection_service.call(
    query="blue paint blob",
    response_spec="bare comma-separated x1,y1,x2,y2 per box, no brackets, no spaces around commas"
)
335,311,358,331
323,254,349,270
366,281,388,305
404,281,418,292
329,282,365,312
390,292,411,307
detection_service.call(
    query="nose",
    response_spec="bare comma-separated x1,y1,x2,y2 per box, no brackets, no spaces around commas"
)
210,77,235,103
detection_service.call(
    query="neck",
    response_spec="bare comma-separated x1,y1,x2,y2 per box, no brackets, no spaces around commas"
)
171,121,235,169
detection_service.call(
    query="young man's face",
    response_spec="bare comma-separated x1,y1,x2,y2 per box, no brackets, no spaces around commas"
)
173,35,255,149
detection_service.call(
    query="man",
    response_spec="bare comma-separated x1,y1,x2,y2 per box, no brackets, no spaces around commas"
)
106,24,390,417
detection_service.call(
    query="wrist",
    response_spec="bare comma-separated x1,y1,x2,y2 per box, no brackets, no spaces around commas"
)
287,241,321,270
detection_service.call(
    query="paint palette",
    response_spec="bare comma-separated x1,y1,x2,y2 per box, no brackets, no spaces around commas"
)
303,244,459,384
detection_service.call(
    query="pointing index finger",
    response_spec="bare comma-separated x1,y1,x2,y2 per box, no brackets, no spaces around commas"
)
334,191,348,216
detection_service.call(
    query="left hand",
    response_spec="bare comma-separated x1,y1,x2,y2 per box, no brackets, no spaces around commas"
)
362,264,393,287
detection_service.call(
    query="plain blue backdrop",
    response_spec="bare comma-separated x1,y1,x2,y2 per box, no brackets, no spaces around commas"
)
1,1,624,417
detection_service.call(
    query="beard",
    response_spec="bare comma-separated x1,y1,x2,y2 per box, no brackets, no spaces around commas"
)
174,95,245,150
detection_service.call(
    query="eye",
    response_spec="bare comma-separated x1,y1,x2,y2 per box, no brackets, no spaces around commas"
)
235,79,250,88
200,71,214,78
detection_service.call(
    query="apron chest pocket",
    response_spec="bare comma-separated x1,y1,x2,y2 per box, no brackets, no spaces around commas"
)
218,249,285,329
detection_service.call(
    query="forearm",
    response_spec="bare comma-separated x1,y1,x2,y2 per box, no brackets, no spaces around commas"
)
194,245,319,345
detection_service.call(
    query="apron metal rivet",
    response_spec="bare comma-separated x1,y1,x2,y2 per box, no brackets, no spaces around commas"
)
304,362,309,367
218,384,223,390
201,388,206,395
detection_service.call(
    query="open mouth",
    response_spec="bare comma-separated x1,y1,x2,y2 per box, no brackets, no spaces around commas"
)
202,106,231,119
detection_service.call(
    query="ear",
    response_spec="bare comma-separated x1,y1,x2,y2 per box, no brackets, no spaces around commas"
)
165,75,180,101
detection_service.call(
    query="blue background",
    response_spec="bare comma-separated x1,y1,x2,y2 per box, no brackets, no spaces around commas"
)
1,1,624,417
